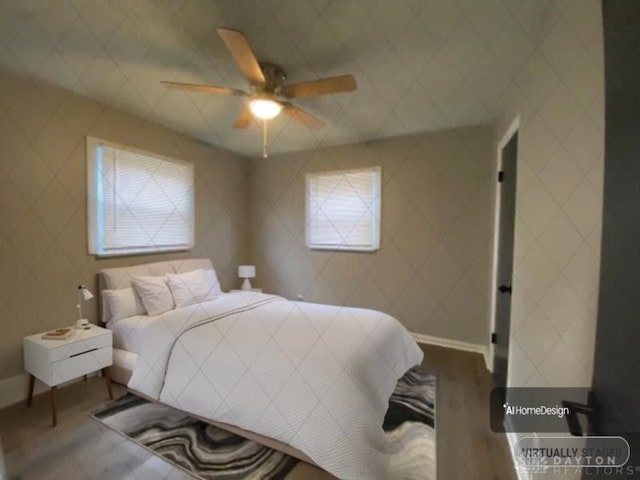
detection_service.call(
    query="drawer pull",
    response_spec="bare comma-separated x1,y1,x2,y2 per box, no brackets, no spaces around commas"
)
69,348,97,358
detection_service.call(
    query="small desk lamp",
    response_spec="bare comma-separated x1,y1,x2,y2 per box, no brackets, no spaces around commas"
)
76,285,93,329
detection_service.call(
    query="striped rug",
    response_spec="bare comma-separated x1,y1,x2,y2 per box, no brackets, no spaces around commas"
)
93,367,435,479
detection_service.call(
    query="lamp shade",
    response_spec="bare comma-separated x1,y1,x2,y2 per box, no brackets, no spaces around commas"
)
238,265,256,279
79,285,94,301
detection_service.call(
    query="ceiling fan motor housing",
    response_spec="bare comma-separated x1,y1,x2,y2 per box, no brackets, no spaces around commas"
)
259,62,287,94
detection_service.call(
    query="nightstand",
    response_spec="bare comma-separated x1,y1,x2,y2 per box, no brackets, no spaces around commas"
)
23,325,113,426
230,288,263,293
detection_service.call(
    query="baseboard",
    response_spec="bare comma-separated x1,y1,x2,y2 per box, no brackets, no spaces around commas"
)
0,373,38,410
412,332,491,370
0,372,96,410
482,348,492,372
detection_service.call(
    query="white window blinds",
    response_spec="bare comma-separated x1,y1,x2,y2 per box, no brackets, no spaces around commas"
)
306,167,381,252
87,137,194,256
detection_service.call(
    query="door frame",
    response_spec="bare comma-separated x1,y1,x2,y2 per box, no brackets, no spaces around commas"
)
488,115,520,374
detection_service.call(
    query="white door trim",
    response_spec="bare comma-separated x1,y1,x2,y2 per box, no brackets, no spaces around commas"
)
488,115,520,373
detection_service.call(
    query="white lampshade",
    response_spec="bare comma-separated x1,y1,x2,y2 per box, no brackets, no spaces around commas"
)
238,265,256,279
249,97,283,120
80,285,94,301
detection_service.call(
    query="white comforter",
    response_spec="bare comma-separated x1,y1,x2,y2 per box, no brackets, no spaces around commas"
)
129,292,424,479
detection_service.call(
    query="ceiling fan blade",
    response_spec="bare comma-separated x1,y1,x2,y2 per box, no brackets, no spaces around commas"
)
233,105,254,129
217,28,266,86
160,81,246,96
281,75,357,98
283,104,326,129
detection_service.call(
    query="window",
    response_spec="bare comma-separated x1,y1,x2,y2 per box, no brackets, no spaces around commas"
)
86,137,194,256
306,167,381,252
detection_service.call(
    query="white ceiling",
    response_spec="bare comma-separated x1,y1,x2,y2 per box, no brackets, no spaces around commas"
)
0,0,551,157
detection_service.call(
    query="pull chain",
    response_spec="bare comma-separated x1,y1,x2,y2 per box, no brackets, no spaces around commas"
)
262,119,268,158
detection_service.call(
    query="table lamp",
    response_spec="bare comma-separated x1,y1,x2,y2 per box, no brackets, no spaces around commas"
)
76,285,93,329
238,265,256,291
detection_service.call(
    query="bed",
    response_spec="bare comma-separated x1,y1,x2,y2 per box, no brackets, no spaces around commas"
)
99,259,424,479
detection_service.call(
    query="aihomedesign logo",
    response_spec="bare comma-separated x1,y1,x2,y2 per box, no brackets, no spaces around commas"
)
503,402,570,419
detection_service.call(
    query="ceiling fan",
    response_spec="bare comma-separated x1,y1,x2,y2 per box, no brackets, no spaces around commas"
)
161,28,357,135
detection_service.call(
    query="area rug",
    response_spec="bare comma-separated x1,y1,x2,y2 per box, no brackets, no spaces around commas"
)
92,367,436,479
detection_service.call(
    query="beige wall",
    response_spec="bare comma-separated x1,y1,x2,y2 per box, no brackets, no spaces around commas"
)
495,0,604,389
249,127,495,344
0,70,250,380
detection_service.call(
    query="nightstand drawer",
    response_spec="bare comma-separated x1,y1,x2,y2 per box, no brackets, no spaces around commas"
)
51,346,112,385
48,332,111,362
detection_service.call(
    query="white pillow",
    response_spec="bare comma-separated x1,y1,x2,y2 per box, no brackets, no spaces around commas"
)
131,275,175,316
102,288,146,323
166,268,222,308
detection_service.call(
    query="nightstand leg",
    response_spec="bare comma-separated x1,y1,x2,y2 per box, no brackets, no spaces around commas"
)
102,367,113,400
26,374,35,407
50,386,57,427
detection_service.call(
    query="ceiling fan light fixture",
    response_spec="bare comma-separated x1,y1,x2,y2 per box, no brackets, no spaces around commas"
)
249,96,283,120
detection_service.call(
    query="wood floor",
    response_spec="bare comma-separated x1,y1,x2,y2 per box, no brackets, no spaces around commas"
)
0,345,515,479
422,346,516,480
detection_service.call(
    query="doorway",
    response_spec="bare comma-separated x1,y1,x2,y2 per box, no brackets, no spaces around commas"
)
491,124,519,389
